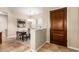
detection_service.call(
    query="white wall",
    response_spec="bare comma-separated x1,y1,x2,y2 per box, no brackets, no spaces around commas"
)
35,29,46,50
11,8,47,29
30,29,46,51
7,11,17,38
8,10,28,38
0,7,17,39
0,15,7,32
67,7,79,50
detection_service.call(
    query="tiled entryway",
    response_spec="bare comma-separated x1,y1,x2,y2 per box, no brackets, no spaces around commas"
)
38,43,78,52
0,39,31,52
0,39,78,52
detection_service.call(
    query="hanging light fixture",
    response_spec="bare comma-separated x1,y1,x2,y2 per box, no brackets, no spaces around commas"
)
27,16,34,22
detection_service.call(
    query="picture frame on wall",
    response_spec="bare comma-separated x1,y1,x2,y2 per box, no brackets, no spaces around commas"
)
17,19,26,28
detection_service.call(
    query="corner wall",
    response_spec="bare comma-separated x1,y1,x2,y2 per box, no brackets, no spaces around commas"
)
7,11,17,38
67,7,79,50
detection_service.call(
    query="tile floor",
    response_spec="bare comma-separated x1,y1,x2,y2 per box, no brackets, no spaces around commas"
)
38,43,78,52
0,39,31,52
0,39,78,52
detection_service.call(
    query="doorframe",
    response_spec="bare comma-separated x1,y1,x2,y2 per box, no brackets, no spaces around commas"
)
49,7,67,47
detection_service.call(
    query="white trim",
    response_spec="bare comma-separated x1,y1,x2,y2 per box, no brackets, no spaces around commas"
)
7,35,16,38
46,40,50,43
68,46,79,51
36,42,46,51
31,49,37,52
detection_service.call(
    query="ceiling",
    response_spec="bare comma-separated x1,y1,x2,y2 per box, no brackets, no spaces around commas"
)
9,7,44,16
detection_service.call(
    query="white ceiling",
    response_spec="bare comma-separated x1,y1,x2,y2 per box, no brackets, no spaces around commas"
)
9,7,44,16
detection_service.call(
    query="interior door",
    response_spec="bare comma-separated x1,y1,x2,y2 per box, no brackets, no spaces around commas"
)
50,8,67,47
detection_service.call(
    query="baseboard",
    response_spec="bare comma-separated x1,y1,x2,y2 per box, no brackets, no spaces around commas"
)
46,41,50,43
36,41,46,51
31,49,37,52
7,35,16,38
68,46,79,51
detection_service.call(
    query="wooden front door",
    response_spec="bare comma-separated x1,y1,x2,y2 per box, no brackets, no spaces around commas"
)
0,32,2,44
50,8,67,47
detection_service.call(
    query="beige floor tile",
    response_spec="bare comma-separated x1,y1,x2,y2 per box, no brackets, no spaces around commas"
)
0,39,31,52
38,43,78,52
